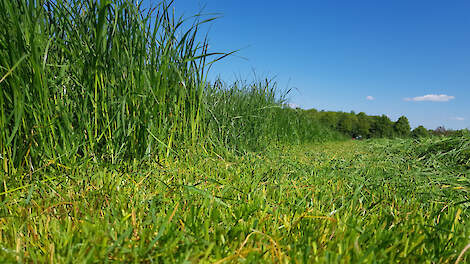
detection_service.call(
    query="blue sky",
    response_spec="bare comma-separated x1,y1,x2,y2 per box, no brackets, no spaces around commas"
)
153,0,470,129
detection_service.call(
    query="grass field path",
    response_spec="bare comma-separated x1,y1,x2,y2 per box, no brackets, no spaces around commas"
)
1,140,469,263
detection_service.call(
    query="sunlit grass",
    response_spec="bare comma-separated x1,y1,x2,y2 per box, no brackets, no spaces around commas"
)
1,0,469,263
1,139,469,262
0,0,340,174
204,79,344,154
0,0,215,174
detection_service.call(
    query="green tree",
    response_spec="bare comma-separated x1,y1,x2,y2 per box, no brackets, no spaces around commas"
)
319,112,339,129
371,115,394,138
356,112,371,137
394,116,411,137
337,114,354,136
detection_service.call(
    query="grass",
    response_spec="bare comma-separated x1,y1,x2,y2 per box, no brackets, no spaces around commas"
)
1,0,215,173
0,0,339,174
1,0,470,263
204,79,344,153
1,138,469,263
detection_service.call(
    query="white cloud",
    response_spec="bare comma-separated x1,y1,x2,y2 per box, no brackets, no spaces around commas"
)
287,103,300,109
366,96,374,101
452,117,465,121
404,94,455,102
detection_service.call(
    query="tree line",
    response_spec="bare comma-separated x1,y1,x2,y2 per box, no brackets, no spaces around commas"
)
303,109,469,139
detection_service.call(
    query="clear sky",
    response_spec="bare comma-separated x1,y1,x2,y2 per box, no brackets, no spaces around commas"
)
152,0,470,129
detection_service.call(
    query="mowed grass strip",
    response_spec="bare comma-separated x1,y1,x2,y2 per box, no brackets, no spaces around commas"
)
1,139,469,263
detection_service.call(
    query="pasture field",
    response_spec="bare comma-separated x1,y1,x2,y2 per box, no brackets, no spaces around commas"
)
1,137,469,263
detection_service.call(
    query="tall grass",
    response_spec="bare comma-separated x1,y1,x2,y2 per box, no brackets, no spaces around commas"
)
0,0,340,176
204,79,343,153
0,0,214,174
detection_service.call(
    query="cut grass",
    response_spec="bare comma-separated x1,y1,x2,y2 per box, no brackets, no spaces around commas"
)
1,138,469,263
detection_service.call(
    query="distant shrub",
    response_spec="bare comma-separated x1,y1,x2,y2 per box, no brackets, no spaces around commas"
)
411,126,430,138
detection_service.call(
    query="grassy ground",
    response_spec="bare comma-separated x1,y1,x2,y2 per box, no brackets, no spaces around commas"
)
3,1,469,263
1,138,469,263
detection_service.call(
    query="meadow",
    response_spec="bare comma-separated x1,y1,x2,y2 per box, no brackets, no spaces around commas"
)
1,0,469,263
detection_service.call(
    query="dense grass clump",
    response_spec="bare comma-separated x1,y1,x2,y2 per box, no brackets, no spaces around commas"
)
373,136,470,170
0,0,340,175
205,79,343,153
1,0,213,174
414,136,470,169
